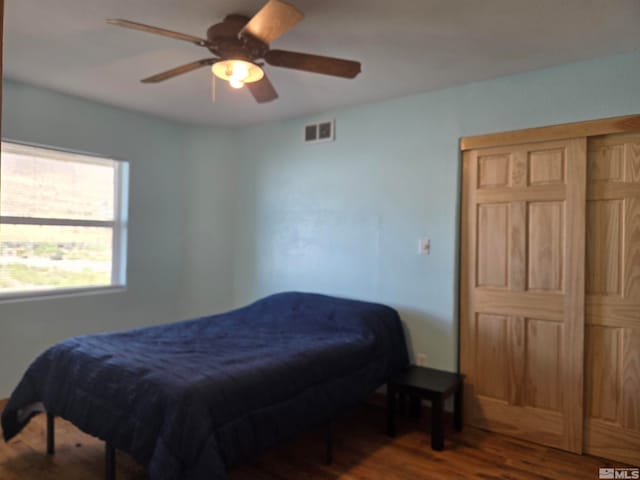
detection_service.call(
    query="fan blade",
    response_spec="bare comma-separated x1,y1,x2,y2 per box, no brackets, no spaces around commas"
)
239,0,303,44
265,50,361,78
246,75,278,103
141,58,217,83
107,19,208,46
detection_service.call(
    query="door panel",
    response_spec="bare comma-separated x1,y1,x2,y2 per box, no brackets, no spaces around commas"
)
587,200,623,295
584,133,640,465
475,314,510,400
528,148,565,185
527,201,564,292
524,318,562,411
585,326,620,422
477,203,509,288
461,138,586,453
478,153,511,188
621,329,640,431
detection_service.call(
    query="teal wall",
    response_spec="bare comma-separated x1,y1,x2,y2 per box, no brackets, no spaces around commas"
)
180,126,239,318
1,52,639,397
232,51,640,370
0,81,236,397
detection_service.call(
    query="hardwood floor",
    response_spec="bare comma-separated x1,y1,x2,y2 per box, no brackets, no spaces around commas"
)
0,401,628,479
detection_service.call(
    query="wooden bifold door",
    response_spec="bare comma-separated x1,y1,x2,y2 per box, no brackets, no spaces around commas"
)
460,118,640,465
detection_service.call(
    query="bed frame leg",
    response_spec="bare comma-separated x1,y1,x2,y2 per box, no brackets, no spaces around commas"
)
106,442,116,480
46,412,55,455
325,420,333,465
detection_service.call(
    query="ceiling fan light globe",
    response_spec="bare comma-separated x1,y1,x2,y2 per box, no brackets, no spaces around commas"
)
229,78,245,89
212,60,264,85
231,63,249,82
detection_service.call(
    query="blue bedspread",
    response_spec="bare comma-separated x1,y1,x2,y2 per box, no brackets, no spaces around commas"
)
2,292,408,479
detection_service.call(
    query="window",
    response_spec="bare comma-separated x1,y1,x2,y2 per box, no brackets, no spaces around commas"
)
0,141,129,298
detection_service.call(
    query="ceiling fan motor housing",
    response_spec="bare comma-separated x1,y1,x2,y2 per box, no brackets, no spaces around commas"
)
206,15,269,62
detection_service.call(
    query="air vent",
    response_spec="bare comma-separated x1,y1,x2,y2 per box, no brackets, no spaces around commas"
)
304,120,335,143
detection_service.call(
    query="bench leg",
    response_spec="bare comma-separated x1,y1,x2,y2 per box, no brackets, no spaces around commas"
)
454,384,463,432
386,384,396,437
431,397,444,451
46,412,55,455
410,395,421,418
106,443,116,480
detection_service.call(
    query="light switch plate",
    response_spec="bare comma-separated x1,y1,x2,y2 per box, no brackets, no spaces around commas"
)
418,238,431,255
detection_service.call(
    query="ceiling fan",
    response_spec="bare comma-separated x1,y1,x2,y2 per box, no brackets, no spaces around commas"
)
107,0,362,103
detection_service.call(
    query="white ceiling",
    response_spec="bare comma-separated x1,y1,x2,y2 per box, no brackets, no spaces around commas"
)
5,0,640,127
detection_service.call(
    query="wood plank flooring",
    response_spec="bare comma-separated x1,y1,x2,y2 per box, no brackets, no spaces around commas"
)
0,400,629,479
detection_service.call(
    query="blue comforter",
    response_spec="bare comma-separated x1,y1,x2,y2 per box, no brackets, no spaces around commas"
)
2,292,408,479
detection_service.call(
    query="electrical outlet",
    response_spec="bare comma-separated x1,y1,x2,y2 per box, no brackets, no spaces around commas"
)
416,353,426,367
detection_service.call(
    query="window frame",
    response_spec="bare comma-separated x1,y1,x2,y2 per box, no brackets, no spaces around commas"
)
0,140,129,301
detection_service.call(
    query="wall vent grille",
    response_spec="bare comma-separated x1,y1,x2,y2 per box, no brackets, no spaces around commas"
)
304,120,335,143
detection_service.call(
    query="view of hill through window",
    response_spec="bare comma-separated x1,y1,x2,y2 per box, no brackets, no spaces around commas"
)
0,146,120,294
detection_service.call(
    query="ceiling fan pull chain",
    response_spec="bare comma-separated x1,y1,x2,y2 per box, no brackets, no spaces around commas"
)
211,75,217,104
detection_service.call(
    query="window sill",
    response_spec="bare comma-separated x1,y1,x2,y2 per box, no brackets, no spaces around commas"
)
0,285,127,304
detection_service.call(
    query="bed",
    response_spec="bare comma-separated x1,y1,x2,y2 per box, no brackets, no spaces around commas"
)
1,292,409,479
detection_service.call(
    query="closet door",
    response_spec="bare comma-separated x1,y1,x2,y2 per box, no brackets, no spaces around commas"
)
584,133,640,465
461,138,586,453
